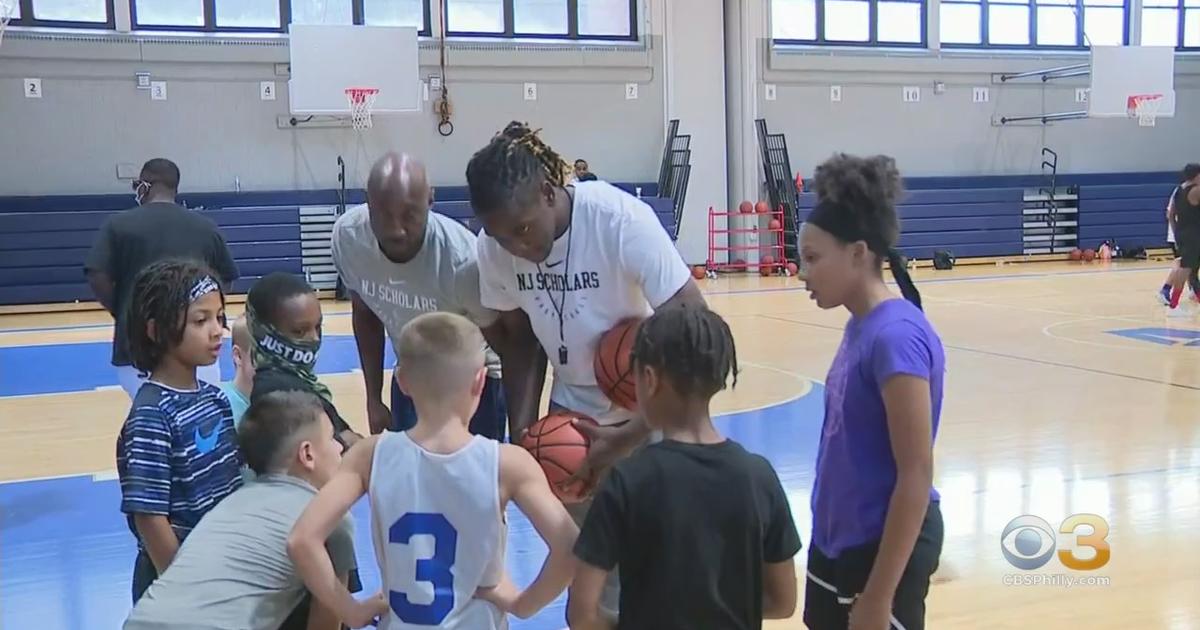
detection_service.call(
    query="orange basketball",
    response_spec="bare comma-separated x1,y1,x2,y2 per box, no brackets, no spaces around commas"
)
768,218,782,231
786,261,799,276
755,201,771,214
1069,248,1082,261
759,264,773,277
1082,249,1096,262
691,265,706,280
594,318,642,411
738,200,754,214
520,411,595,503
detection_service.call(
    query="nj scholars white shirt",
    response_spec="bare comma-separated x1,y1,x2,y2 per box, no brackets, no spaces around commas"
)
477,181,691,424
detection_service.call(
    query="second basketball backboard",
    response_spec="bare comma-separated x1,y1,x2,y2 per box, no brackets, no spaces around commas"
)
1088,46,1176,119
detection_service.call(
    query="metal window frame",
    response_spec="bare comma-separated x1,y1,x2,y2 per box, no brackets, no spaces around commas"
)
9,0,116,29
443,0,639,41
1140,0,1199,50
129,0,433,35
939,0,1132,49
771,0,928,48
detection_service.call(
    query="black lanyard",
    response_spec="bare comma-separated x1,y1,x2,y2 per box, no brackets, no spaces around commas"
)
538,193,574,366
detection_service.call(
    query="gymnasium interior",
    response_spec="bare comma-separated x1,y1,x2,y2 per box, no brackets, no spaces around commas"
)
0,0,1197,627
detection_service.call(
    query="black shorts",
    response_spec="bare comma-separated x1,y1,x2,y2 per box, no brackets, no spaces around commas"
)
803,502,943,630
1178,230,1200,270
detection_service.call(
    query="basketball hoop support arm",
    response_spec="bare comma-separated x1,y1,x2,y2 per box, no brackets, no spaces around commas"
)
998,63,1089,83
998,110,1088,125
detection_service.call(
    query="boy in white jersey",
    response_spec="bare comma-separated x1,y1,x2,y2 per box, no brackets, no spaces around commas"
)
289,312,578,629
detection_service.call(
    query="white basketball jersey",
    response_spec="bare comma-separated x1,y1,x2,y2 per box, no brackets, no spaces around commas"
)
369,432,507,630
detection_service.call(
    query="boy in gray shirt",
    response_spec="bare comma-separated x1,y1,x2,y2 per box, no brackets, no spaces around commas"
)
124,391,376,630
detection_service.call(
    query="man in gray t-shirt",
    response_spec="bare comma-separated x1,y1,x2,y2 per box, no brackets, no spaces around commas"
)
332,152,510,438
124,391,372,630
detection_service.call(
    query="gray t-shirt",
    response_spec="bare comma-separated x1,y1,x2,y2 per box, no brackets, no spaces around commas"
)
332,205,502,378
124,475,356,630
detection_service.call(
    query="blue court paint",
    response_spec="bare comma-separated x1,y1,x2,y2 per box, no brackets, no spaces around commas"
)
1106,327,1200,347
0,335,396,397
0,388,824,630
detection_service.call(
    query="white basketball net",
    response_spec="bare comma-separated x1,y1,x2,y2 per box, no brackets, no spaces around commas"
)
1127,94,1163,128
345,87,379,130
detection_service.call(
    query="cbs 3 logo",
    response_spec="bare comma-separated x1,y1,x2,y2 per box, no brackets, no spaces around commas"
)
1001,514,1111,571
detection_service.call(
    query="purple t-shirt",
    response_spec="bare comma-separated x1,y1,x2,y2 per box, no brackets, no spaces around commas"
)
811,298,945,558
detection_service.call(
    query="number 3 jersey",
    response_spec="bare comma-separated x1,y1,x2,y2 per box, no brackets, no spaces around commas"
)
369,431,507,630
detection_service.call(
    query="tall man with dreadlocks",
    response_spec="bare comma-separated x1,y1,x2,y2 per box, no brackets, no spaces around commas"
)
465,121,705,622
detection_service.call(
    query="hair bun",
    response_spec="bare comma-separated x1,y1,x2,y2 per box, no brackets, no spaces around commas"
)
500,121,533,140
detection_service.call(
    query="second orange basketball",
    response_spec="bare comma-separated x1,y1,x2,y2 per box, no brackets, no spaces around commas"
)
594,317,642,411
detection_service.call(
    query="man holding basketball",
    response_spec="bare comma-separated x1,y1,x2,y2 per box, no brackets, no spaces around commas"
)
466,121,705,622
332,152,508,439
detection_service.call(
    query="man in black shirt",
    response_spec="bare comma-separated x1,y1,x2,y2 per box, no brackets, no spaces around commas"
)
569,307,801,629
85,158,239,398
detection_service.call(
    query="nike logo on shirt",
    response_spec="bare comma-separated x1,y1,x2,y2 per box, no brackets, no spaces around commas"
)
194,424,220,454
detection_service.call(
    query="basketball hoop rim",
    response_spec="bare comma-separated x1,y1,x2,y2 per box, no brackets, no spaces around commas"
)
344,87,380,104
1126,93,1163,115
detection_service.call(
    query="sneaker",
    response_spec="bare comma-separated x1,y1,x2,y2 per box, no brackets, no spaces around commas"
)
1158,289,1171,305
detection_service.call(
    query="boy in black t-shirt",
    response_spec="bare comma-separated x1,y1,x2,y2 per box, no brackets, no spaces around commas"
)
568,307,802,629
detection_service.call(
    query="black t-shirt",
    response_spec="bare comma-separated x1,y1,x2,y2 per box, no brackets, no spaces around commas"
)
84,202,239,366
1175,184,1200,234
251,369,354,443
573,439,802,630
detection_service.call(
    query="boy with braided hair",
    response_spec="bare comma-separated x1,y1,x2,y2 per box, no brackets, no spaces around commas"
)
465,121,706,621
568,306,801,629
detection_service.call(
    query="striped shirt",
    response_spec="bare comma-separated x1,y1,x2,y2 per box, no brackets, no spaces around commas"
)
117,381,243,546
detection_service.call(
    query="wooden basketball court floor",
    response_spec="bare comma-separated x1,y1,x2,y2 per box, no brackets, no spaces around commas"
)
1,260,1197,629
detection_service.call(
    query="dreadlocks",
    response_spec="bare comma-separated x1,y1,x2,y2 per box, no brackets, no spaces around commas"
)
631,306,739,399
126,259,226,374
465,121,572,213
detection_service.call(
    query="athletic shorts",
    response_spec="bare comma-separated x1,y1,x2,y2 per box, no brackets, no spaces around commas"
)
803,502,943,630
1177,229,1200,270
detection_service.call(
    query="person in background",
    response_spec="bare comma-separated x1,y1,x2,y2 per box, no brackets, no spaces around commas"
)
220,317,254,427
573,159,598,183
86,158,239,399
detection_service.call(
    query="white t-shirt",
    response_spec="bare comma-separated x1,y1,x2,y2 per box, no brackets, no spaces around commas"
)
477,181,691,424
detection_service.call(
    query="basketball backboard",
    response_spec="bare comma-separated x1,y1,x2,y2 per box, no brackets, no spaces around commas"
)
1088,46,1176,119
288,24,420,116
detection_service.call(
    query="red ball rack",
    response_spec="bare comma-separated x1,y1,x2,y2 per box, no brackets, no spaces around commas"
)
705,205,792,274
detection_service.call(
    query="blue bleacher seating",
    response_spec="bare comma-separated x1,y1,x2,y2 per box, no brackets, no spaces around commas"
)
797,187,1024,260
1076,183,1175,250
0,182,668,306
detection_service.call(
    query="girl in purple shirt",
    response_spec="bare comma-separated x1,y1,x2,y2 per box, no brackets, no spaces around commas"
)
799,154,945,630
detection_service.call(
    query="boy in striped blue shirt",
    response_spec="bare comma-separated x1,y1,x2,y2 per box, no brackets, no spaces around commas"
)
116,260,244,603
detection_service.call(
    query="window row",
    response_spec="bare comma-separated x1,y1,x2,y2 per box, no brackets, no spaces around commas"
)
771,0,1199,49
4,0,638,39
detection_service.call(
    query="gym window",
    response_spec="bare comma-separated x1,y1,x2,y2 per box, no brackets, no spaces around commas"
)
130,0,432,34
5,0,115,28
1141,0,1200,49
771,0,927,47
443,0,638,40
939,0,1129,48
